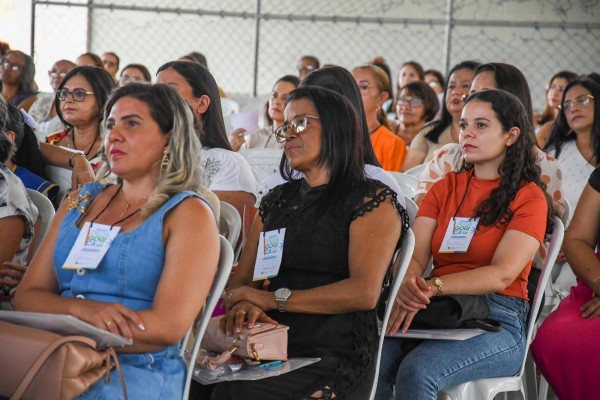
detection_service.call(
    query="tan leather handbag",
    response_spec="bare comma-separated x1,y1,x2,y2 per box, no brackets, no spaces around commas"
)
0,321,126,400
201,316,289,361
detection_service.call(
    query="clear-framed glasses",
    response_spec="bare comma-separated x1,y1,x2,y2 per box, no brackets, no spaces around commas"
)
357,82,373,93
1,61,23,72
120,75,145,85
274,114,320,143
56,88,95,102
48,71,68,79
397,96,425,107
560,95,595,112
547,84,566,93
297,64,316,73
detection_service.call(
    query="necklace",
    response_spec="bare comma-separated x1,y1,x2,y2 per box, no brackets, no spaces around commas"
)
71,130,101,159
369,124,382,135
90,185,142,228
119,188,147,218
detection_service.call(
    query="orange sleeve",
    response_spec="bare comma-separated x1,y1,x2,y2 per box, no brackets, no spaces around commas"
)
506,183,548,245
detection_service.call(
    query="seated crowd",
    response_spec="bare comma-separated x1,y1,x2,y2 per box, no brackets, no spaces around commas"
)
0,43,599,399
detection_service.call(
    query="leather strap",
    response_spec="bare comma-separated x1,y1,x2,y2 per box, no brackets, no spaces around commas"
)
10,336,127,400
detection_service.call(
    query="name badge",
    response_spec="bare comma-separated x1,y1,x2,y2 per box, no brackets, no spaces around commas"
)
439,217,479,254
253,228,286,281
62,222,120,270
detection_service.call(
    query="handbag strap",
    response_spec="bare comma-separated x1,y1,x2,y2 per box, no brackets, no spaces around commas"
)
10,336,127,400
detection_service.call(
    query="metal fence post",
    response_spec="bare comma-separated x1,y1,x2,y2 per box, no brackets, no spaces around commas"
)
443,0,454,75
251,0,262,97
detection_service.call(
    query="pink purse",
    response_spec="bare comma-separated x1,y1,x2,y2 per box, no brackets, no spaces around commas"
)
201,316,289,361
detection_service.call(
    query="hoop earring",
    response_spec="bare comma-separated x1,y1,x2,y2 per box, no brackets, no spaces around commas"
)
161,149,170,171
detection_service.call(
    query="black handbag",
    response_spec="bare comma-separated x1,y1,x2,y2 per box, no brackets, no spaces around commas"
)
411,295,502,332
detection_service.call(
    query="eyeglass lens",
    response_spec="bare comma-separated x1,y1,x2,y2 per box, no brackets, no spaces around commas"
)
57,89,91,101
563,95,594,112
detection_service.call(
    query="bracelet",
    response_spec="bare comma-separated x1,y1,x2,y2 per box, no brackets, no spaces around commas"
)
68,153,84,168
591,274,600,291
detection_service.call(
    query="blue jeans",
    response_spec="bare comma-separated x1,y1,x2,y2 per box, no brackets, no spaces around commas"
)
76,346,185,400
375,294,529,400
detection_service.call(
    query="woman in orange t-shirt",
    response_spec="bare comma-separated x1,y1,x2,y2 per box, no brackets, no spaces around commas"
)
375,89,553,400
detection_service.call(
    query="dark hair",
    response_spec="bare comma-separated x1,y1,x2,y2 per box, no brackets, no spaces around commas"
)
397,81,440,122
544,78,600,162
300,55,320,69
102,52,120,69
6,104,46,178
54,66,116,131
281,87,365,205
77,52,103,68
396,61,425,94
425,60,481,144
0,97,13,164
475,62,534,126
462,89,553,232
0,41,10,58
181,52,208,69
120,63,152,83
539,70,578,125
424,69,445,90
1,51,36,94
157,61,232,150
264,75,301,126
301,65,380,167
586,72,600,85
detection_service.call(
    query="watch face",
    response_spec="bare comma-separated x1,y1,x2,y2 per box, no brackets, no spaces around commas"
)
276,288,291,300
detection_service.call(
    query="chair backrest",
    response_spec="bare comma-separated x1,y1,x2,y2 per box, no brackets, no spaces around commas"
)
45,165,72,205
403,195,418,227
389,172,418,199
26,189,56,254
182,235,234,400
518,216,564,377
218,201,242,251
369,229,416,400
561,198,572,226
404,163,426,179
239,148,283,201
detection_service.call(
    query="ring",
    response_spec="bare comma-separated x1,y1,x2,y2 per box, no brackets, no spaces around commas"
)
236,310,246,315
238,133,244,138
228,292,233,298
105,321,113,327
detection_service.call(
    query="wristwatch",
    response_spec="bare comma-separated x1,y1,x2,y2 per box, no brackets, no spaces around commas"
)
432,277,444,296
274,288,292,312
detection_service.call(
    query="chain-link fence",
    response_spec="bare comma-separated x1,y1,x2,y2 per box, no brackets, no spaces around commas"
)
32,0,600,112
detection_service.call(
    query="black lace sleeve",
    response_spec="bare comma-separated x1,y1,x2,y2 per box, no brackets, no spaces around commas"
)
351,182,410,244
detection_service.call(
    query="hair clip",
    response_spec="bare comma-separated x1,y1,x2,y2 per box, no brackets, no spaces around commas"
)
67,192,92,213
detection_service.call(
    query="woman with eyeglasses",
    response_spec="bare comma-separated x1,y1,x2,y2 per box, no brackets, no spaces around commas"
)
229,75,300,151
28,59,76,139
44,66,115,174
194,86,408,400
393,81,439,146
352,64,407,171
0,50,37,112
118,63,152,87
535,70,578,148
401,60,480,172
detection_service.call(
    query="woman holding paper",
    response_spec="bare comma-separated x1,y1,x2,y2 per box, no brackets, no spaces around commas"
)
196,86,408,400
375,90,553,400
229,75,300,151
14,83,220,399
156,61,258,216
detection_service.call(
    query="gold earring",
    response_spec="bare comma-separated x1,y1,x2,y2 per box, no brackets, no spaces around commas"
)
161,149,170,171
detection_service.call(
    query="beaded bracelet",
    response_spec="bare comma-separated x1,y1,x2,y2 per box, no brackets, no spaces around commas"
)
68,153,84,168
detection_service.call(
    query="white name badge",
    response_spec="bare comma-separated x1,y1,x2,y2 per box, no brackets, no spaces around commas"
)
253,228,286,281
439,217,479,254
62,222,120,270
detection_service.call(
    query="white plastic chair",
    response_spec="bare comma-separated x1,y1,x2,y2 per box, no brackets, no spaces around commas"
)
182,235,234,400
404,163,426,179
25,189,56,254
239,149,283,202
218,201,241,252
403,195,418,227
45,165,73,205
437,216,564,400
369,229,416,400
389,172,418,199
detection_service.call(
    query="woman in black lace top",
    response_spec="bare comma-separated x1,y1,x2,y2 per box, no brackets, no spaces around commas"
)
208,87,408,399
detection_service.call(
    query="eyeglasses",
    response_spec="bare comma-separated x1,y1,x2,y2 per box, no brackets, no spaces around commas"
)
547,84,566,93
274,115,320,143
48,71,68,79
56,88,95,102
120,75,145,85
1,61,23,72
297,64,316,73
397,96,424,107
103,60,117,68
560,95,595,112
357,82,374,93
